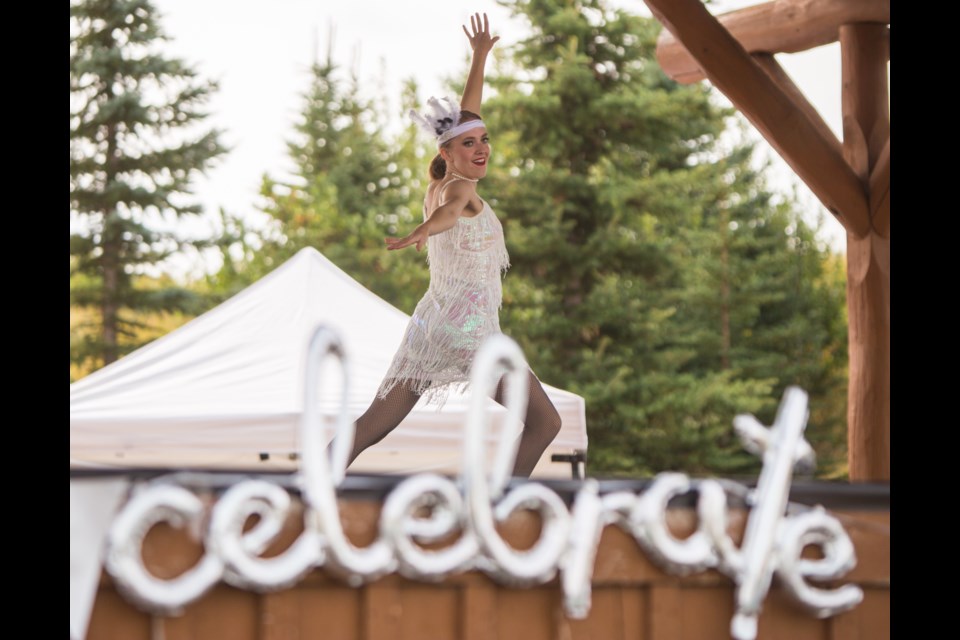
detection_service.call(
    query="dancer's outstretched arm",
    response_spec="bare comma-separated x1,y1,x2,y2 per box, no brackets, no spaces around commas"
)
460,12,499,115
385,181,474,251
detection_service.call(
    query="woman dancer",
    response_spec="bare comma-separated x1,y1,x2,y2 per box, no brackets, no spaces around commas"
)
344,13,561,477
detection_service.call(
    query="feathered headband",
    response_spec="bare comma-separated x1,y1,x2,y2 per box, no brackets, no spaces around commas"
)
409,96,485,149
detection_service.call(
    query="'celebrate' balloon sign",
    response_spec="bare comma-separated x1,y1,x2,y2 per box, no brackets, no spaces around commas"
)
105,327,863,640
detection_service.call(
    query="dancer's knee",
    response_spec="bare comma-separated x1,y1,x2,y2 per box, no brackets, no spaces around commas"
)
547,409,562,440
531,405,562,442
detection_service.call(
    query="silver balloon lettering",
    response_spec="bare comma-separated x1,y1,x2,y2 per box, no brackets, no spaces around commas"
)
104,326,863,638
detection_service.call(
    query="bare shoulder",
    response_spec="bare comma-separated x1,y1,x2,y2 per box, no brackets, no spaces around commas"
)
440,178,485,217
438,177,476,203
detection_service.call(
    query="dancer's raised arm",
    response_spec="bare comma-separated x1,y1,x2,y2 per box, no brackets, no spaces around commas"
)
340,13,560,479
460,12,499,115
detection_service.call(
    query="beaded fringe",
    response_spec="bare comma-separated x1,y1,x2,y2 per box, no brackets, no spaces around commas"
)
378,200,509,408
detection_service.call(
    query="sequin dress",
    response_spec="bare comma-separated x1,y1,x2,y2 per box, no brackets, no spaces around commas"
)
378,179,511,405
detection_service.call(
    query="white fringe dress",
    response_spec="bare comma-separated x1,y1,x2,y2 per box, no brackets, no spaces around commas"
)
377,180,511,405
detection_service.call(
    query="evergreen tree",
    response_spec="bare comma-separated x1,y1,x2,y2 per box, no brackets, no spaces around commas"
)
484,0,731,475
484,0,847,476
70,0,227,369
667,136,848,475
211,60,431,313
194,1,848,477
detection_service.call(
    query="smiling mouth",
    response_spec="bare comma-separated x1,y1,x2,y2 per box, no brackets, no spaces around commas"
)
473,158,487,166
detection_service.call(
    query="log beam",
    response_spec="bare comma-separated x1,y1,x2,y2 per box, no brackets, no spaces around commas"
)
657,0,890,85
752,52,843,161
643,0,870,235
841,22,890,481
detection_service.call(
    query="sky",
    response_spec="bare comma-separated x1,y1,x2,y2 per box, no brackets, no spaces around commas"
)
146,0,851,278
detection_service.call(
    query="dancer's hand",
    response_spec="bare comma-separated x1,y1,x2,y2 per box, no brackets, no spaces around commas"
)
386,225,430,252
462,12,500,56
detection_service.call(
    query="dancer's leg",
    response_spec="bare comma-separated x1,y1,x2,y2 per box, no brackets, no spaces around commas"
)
493,370,562,478
343,382,422,467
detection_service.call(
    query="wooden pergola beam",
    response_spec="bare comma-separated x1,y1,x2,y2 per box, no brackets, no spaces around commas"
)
657,0,890,85
752,52,843,161
869,138,889,235
643,0,870,236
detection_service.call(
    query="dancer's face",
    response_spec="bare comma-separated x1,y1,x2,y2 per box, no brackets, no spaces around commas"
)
442,126,490,180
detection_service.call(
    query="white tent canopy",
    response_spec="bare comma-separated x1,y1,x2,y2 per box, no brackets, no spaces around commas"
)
70,248,587,478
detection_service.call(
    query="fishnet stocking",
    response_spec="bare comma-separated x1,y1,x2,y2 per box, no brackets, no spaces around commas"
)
340,371,561,478
345,381,422,466
493,370,562,478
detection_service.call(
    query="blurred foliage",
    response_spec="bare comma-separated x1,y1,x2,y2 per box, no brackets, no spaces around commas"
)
70,270,196,382
204,65,432,314
71,0,850,479
480,0,848,477
70,0,227,370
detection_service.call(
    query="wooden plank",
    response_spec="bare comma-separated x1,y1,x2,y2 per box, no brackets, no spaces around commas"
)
592,508,746,585
828,604,862,640
859,586,890,638
620,588,646,640
161,612,194,640
657,0,891,84
830,586,890,640
398,583,460,640
462,576,498,640
299,585,362,639
496,588,557,640
592,524,668,584
644,0,870,237
647,583,684,639
85,588,151,640
362,578,404,640
566,586,624,639
678,586,737,640
260,590,300,640
834,510,890,584
757,588,831,639
169,586,259,640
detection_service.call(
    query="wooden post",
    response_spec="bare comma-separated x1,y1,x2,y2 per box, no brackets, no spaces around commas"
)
840,22,889,481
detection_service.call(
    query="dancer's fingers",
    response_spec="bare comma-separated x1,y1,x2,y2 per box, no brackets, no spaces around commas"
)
483,12,489,33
